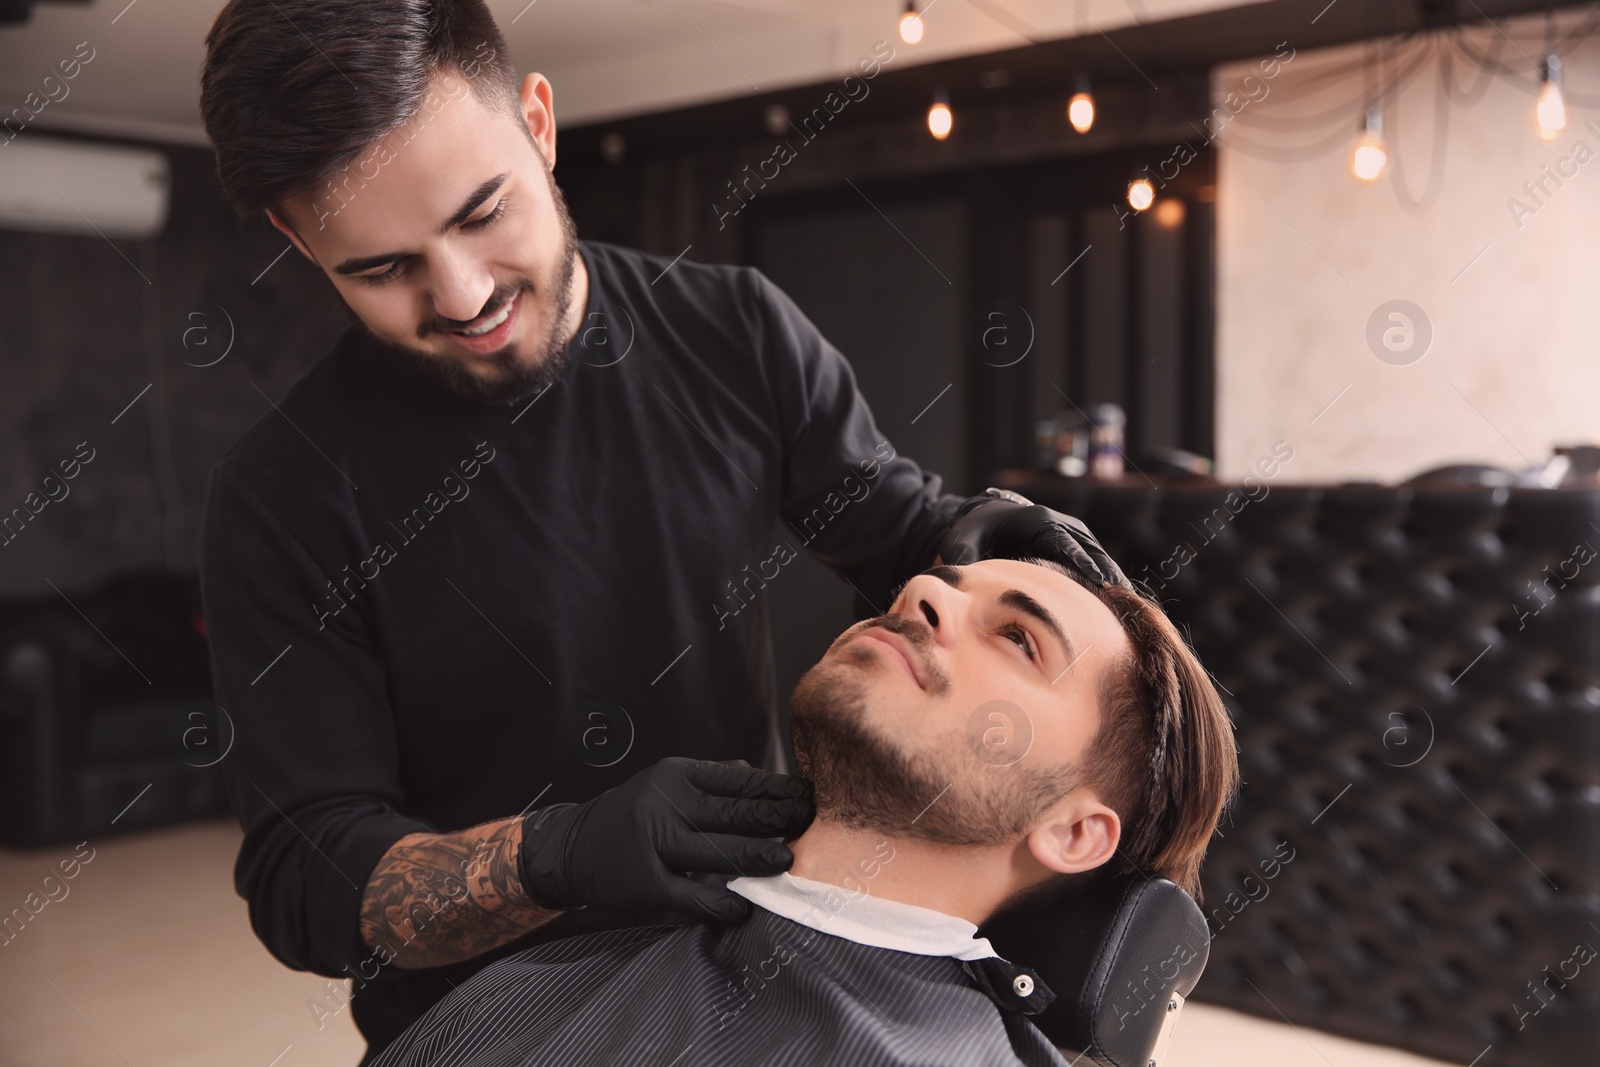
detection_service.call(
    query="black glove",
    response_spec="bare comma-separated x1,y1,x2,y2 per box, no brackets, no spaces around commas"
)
517,756,815,923
936,488,1131,590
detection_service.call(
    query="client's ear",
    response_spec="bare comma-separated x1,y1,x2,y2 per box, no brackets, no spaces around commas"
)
1026,792,1120,875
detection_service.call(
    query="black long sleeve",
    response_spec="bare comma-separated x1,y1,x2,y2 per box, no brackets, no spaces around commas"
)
202,462,434,979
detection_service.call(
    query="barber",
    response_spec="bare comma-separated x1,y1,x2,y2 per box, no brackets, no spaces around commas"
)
197,4,1126,1057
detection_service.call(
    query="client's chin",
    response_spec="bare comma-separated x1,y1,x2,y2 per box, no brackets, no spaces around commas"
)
787,660,1072,847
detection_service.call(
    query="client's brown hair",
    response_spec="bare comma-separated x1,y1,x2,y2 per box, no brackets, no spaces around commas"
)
1024,558,1240,901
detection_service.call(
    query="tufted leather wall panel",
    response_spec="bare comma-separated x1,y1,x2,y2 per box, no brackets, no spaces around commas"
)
1012,480,1600,1067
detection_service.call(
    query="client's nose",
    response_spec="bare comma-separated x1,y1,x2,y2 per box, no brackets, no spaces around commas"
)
893,572,963,646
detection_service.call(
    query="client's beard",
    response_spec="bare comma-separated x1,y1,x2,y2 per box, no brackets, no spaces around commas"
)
788,618,1077,846
363,157,581,407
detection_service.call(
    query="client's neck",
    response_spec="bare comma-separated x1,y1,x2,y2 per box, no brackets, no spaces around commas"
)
785,818,1028,926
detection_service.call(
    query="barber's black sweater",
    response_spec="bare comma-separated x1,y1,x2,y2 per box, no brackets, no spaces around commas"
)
199,239,966,1057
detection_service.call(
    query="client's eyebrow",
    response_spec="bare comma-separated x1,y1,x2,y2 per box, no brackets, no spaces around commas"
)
925,565,1077,665
1000,589,1076,665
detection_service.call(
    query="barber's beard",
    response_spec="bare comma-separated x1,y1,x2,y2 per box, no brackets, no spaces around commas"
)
368,163,581,407
788,618,1077,847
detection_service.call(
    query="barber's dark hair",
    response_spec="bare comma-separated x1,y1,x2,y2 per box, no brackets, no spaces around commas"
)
1020,558,1240,903
199,0,524,224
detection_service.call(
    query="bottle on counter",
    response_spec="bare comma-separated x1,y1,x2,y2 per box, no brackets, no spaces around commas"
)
1033,412,1088,477
1087,403,1125,480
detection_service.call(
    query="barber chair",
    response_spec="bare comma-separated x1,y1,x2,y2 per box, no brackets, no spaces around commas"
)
984,872,1207,1067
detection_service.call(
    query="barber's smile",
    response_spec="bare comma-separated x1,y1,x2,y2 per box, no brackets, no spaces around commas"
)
849,627,927,690
437,289,525,355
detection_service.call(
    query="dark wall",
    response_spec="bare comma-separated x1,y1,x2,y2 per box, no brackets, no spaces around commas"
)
0,135,350,599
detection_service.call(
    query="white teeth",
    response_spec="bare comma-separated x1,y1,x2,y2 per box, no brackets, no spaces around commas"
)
456,300,512,337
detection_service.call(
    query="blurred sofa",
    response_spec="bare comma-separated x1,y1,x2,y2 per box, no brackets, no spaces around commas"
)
0,570,225,847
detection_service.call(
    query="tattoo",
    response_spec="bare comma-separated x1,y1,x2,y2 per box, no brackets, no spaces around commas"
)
359,815,564,968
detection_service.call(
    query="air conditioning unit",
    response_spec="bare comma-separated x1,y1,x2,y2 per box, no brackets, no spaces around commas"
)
0,134,169,239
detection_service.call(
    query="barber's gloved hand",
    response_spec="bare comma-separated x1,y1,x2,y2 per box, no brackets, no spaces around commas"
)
937,487,1131,590
517,756,814,924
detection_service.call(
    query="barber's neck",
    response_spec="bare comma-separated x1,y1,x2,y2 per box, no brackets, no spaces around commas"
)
786,819,1036,926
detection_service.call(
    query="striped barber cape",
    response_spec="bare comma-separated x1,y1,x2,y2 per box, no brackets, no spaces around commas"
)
369,872,1069,1066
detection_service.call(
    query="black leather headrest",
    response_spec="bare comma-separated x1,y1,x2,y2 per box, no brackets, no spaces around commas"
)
981,872,1210,1066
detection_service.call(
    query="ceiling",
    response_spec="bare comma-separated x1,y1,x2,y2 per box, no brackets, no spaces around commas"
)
0,0,1256,145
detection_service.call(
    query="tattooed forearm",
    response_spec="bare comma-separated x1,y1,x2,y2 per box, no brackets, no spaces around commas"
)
359,815,566,969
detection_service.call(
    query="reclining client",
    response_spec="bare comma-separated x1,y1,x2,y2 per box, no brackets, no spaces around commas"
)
370,556,1241,1066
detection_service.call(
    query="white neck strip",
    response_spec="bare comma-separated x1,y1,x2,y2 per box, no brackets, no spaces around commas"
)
727,871,998,962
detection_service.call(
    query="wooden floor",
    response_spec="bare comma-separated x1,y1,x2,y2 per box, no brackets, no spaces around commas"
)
0,820,1460,1067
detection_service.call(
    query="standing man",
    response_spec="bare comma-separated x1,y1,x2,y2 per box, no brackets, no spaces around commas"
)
197,1,1128,1059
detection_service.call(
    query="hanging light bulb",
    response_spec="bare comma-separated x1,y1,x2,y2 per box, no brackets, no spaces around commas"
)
1127,178,1155,212
1350,41,1388,183
1536,53,1566,141
899,2,924,45
1067,73,1095,134
1351,106,1387,182
927,89,952,140
1068,93,1095,133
